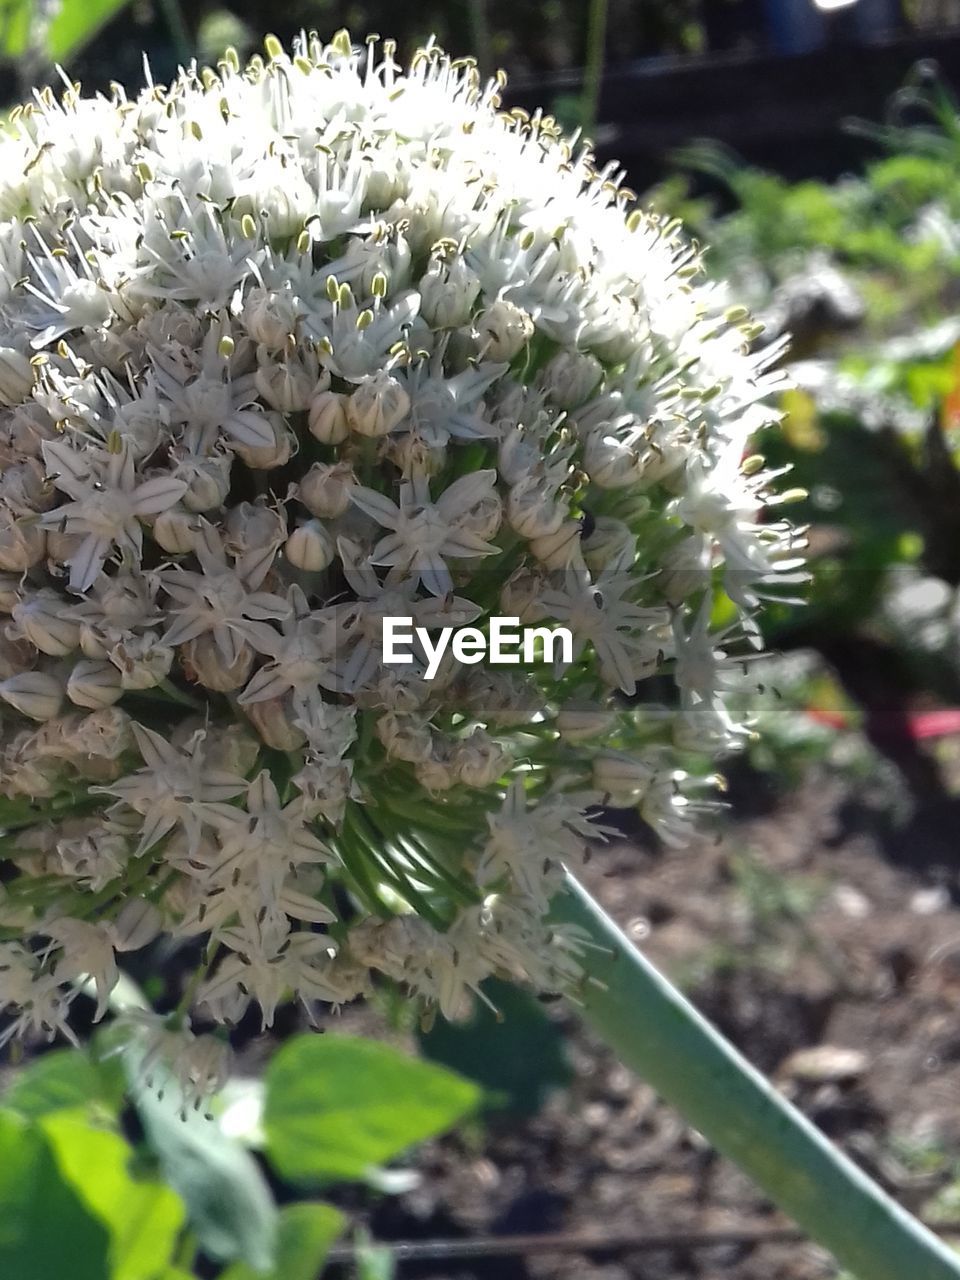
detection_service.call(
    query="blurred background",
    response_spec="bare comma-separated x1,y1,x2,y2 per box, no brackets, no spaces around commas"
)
5,2,960,1278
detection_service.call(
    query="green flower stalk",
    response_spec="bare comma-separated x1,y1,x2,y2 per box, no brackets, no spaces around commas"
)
557,874,960,1280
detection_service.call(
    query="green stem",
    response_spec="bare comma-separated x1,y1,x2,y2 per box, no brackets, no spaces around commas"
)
581,0,609,139
466,0,491,74
157,0,192,66
553,873,960,1280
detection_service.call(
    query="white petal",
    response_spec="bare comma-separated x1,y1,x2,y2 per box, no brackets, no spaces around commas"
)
69,534,111,593
348,485,401,529
437,470,497,520
132,476,189,516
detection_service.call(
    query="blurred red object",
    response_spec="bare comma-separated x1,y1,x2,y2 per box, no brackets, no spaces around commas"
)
806,706,960,740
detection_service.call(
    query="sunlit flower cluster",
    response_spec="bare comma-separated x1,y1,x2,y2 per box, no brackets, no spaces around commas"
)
0,31,802,1083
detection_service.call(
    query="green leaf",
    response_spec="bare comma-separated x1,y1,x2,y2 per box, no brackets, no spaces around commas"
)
47,0,134,62
127,1047,278,1273
263,1034,480,1185
40,1108,185,1280
419,978,571,1115
0,1108,111,1280
4,1045,125,1118
219,1202,345,1280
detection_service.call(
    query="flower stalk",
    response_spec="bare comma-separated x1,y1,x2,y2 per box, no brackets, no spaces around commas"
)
555,873,960,1280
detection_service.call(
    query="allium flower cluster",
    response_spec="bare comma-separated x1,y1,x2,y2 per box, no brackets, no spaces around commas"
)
0,31,803,1079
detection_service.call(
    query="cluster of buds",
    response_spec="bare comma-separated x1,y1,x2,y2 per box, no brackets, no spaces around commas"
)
0,32,802,1084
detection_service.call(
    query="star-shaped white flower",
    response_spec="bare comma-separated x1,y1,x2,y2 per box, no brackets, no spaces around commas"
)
40,437,187,592
96,722,248,856
160,521,290,667
349,471,500,596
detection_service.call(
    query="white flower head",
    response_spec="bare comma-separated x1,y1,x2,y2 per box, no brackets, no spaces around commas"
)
0,31,799,1067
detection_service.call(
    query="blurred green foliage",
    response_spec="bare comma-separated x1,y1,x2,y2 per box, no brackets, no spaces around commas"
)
0,0,132,62
418,977,572,1114
653,70,960,793
263,1034,479,1183
0,1030,480,1279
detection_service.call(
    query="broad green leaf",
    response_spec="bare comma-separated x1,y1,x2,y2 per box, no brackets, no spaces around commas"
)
127,1046,278,1273
4,1045,125,1117
0,1108,111,1280
219,1202,345,1280
263,1034,480,1184
40,1108,185,1280
419,978,572,1115
47,0,134,62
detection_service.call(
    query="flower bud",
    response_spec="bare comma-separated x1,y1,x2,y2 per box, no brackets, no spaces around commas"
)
529,521,585,571
364,155,404,210
376,713,432,763
582,430,643,489
204,722,262,778
386,431,446,478
498,427,542,487
476,300,534,362
67,660,124,709
109,898,161,951
0,460,55,513
44,531,78,570
592,750,657,806
255,345,320,412
0,512,45,572
182,634,255,692
661,535,712,605
454,730,509,788
557,703,617,743
582,517,635,574
298,462,357,518
0,635,38,681
152,507,198,554
499,568,546,622
114,387,168,460
367,668,429,714
243,695,307,750
460,492,503,541
11,589,81,656
223,501,286,556
110,633,174,690
64,708,133,762
285,520,334,571
419,257,481,328
346,371,410,437
508,478,565,539
0,671,64,720
542,349,602,409
307,389,349,443
231,416,295,470
415,754,458,793
177,454,232,513
242,287,303,349
0,347,35,406
79,625,109,660
0,575,20,613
